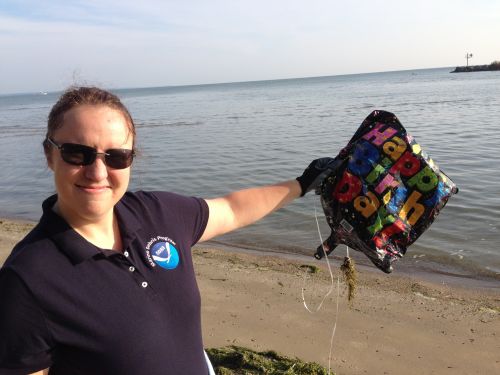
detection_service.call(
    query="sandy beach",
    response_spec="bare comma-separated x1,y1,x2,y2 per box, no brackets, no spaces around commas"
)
1,218,499,374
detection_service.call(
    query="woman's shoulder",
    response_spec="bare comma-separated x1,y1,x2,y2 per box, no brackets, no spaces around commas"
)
123,190,192,201
120,190,205,212
2,222,56,269
118,191,208,230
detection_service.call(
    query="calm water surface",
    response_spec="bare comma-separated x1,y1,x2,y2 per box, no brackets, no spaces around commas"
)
1,68,499,278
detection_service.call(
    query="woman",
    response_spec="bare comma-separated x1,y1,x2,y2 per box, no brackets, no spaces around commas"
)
0,87,333,374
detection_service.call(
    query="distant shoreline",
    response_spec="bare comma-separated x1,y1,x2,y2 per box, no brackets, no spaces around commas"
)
451,61,500,73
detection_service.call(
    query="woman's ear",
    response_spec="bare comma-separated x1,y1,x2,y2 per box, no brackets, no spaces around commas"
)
46,154,54,171
44,148,55,171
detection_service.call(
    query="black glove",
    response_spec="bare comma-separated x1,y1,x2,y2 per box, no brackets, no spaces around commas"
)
296,157,339,197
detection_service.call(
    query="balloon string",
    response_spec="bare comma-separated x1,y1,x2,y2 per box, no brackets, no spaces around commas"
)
300,201,340,374
301,204,335,312
328,278,340,375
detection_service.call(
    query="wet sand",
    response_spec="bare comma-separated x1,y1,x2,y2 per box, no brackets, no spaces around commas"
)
1,218,499,374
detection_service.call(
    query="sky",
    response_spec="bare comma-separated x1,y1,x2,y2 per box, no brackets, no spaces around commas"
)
1,0,499,94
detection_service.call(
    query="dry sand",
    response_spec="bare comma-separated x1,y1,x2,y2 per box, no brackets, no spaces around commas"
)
1,219,499,375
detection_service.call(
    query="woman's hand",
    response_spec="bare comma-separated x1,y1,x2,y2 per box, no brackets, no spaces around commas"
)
295,157,339,196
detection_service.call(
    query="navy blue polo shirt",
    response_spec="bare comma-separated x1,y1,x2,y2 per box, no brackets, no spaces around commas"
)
0,191,210,374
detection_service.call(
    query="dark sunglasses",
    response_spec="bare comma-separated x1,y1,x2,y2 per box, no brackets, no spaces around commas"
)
46,138,135,169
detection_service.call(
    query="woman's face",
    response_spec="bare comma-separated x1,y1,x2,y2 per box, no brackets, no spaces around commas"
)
46,104,134,224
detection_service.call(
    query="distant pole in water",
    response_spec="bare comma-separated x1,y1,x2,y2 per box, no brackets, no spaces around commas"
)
465,52,473,67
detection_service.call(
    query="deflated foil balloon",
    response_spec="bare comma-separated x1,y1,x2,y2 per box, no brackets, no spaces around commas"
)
315,110,458,273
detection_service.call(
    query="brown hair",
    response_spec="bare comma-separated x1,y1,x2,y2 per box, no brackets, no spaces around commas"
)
43,86,136,153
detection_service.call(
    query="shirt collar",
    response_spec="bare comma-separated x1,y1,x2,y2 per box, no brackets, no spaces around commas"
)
39,195,99,264
114,192,141,249
39,194,141,265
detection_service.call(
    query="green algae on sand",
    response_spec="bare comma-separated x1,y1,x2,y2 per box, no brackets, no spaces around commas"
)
206,345,332,374
340,256,357,302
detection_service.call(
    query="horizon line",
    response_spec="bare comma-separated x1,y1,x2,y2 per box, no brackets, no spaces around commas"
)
0,65,457,97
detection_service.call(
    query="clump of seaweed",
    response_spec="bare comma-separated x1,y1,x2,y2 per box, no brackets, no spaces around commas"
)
340,256,357,302
206,345,332,374
299,264,320,274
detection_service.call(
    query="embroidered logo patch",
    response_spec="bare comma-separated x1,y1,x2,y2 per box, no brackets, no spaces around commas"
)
145,236,180,270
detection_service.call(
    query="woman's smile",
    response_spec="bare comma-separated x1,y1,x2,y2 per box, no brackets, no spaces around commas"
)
75,184,111,194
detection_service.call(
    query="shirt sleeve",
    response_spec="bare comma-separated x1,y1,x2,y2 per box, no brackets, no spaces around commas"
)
0,267,54,374
150,191,209,247
190,197,209,246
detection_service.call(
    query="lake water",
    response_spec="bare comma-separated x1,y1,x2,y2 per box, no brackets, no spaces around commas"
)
1,67,499,279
